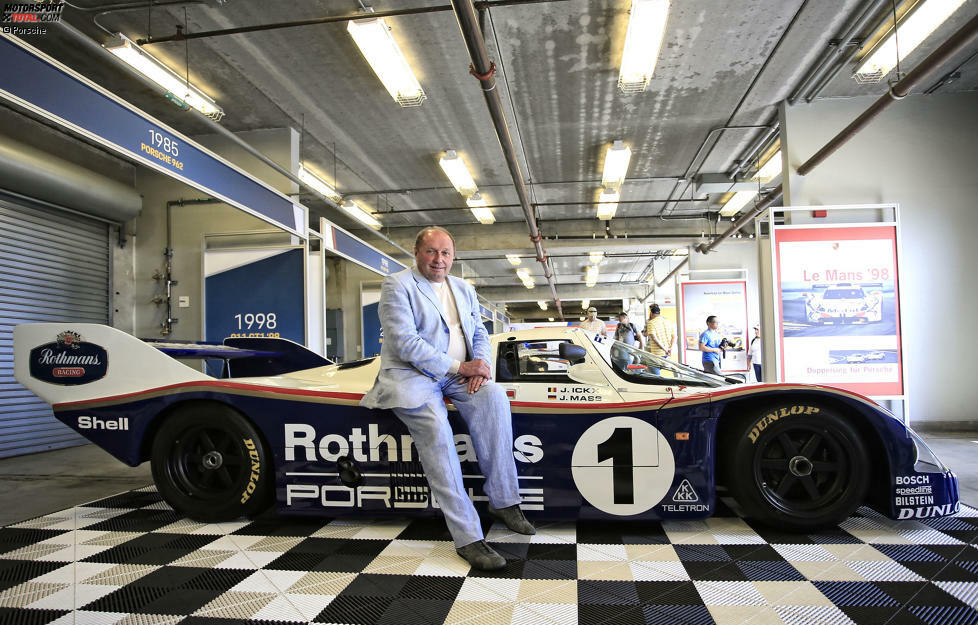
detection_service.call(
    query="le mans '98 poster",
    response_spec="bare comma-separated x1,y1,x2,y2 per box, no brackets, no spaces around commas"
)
774,224,903,397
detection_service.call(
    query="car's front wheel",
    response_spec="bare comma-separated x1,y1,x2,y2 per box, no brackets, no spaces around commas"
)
722,403,869,531
151,402,273,522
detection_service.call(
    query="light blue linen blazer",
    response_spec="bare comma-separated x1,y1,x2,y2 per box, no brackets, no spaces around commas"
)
361,267,492,410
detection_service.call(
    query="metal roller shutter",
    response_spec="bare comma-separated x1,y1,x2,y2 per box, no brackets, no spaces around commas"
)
0,194,110,458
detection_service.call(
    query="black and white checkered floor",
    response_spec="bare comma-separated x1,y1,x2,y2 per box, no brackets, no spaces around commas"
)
1,488,977,625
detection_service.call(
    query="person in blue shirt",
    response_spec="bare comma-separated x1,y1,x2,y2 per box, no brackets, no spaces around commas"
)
699,315,724,375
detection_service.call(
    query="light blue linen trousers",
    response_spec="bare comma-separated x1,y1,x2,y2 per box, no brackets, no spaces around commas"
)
393,373,522,548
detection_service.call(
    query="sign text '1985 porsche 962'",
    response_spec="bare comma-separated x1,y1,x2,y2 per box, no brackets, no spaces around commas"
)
14,324,958,532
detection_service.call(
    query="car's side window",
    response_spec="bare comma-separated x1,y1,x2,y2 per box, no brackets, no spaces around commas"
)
496,339,573,383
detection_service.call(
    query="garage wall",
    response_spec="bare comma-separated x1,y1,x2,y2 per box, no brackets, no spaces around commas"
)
324,257,383,361
781,91,978,425
127,128,299,341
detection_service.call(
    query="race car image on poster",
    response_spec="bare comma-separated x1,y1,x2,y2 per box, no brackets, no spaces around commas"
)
804,282,883,325
14,324,958,531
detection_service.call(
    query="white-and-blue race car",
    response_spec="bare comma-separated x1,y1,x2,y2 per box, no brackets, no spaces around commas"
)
14,323,957,532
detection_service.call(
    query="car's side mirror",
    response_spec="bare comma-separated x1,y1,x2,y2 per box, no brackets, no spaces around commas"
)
567,363,609,386
559,342,587,364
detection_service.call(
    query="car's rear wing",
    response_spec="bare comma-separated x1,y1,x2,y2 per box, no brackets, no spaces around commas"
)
14,323,331,407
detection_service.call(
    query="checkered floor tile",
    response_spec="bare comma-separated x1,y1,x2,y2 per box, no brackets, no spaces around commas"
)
1,488,976,625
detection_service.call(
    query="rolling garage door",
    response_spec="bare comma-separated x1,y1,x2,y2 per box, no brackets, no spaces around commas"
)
0,194,111,458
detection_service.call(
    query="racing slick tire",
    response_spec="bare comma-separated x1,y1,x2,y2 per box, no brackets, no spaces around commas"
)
151,402,273,522
722,403,870,531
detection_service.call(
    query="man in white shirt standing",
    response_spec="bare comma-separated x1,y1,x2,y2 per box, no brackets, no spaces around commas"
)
580,306,607,337
361,226,533,571
747,324,762,382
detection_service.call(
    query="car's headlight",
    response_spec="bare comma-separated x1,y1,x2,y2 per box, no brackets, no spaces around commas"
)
908,428,948,473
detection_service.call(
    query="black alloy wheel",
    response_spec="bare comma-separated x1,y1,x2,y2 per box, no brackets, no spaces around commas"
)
723,404,870,531
151,402,272,522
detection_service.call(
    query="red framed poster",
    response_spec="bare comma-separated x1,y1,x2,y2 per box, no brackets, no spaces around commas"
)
678,280,749,372
773,224,903,396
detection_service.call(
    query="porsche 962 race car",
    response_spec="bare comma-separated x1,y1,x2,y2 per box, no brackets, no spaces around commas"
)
14,324,958,532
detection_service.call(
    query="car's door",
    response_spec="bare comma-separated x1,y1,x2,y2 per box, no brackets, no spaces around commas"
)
493,337,622,405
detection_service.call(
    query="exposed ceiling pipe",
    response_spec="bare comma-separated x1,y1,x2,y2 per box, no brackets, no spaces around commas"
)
449,0,563,318
49,19,413,258
662,10,978,286
798,12,978,176
787,0,891,105
727,121,779,179
136,0,571,45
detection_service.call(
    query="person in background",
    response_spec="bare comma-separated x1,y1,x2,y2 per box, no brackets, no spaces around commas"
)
580,306,607,337
361,226,533,572
698,315,723,375
747,323,762,382
614,311,645,349
644,303,675,359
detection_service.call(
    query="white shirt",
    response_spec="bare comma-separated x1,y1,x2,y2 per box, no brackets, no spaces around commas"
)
429,279,467,372
747,337,762,364
580,317,607,336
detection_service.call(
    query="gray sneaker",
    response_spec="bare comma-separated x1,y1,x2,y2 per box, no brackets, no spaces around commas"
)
488,504,536,535
456,540,506,571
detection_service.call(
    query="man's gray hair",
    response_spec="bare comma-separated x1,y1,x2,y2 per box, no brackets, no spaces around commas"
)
414,226,456,252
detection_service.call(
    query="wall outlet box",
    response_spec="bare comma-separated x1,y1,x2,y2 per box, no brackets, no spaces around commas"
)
178,296,190,308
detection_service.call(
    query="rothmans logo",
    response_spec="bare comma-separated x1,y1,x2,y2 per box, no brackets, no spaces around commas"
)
30,330,108,386
1,1,64,23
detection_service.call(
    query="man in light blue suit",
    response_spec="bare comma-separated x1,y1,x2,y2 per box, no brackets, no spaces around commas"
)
361,226,534,570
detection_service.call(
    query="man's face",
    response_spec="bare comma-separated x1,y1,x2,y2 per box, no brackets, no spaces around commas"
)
415,230,454,282
708,318,720,330
619,315,628,323
587,310,596,319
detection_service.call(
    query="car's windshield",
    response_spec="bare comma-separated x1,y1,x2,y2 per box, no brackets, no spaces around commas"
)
605,340,726,387
823,288,863,299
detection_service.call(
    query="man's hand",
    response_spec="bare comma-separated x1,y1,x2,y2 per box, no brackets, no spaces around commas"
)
467,375,488,394
458,358,491,379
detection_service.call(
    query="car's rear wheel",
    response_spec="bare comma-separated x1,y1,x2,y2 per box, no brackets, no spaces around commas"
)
151,402,272,522
722,403,869,531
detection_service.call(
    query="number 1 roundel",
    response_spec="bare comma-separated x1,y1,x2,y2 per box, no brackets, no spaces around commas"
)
571,416,676,515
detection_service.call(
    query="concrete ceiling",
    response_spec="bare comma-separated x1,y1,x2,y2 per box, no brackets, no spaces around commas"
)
16,0,978,320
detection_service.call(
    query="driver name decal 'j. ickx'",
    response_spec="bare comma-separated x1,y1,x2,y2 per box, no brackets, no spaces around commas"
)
548,386,602,402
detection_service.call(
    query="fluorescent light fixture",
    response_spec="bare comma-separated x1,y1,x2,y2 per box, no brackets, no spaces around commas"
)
580,316,586,321
719,189,758,217
347,16,426,106
854,0,967,83
298,165,342,201
585,265,599,287
522,278,536,289
516,268,531,281
538,300,548,311
602,140,632,190
596,189,620,220
618,0,671,93
752,150,782,183
505,254,522,266
466,193,495,224
438,150,478,197
340,199,382,229
589,250,605,264
104,32,224,121
581,299,590,309
548,317,555,322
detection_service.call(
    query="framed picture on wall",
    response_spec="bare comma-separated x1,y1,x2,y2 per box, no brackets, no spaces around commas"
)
772,217,904,398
